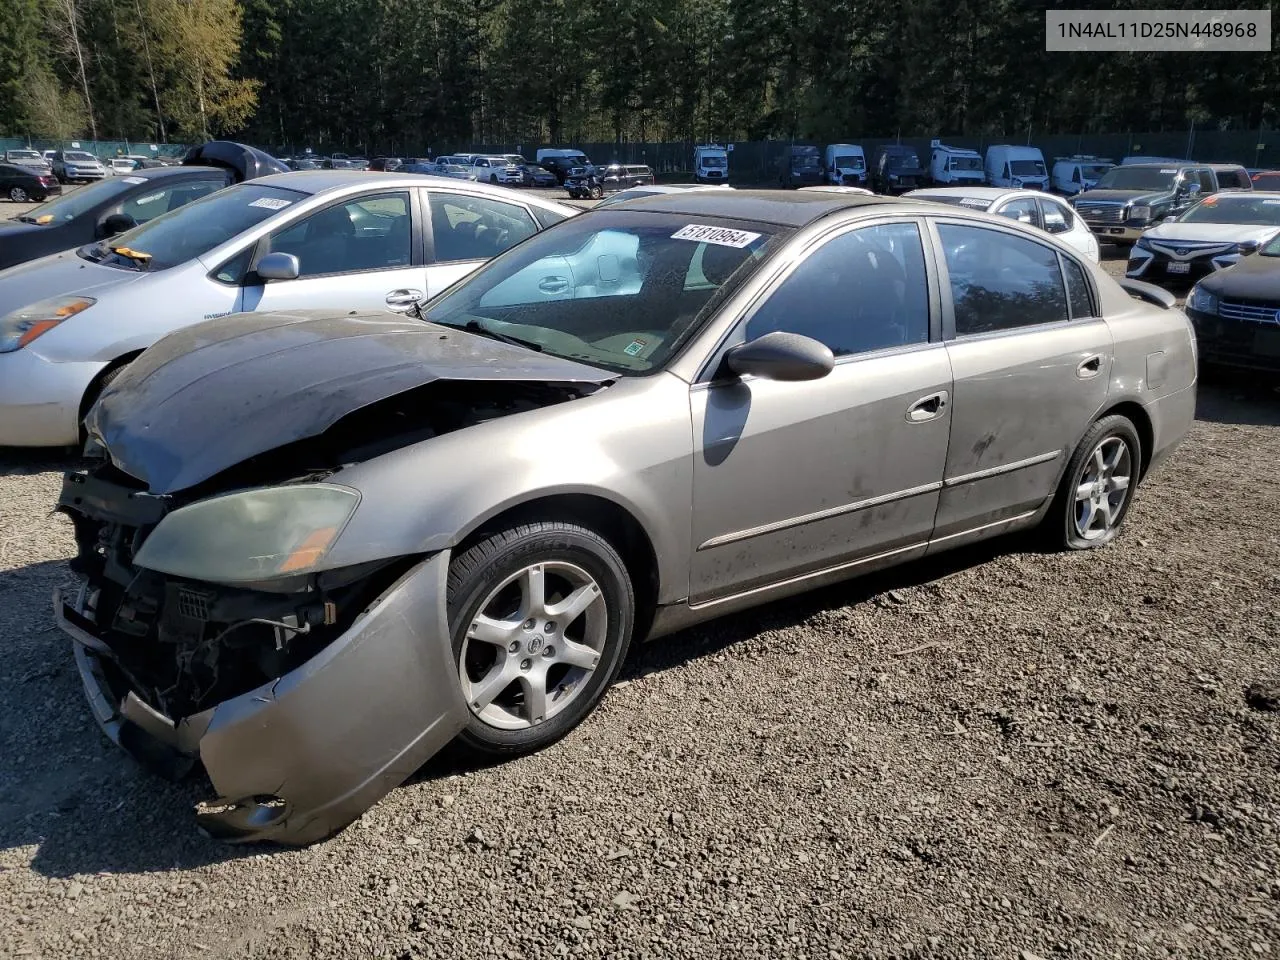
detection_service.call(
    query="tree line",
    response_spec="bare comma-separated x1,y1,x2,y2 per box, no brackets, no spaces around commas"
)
1,0,1276,153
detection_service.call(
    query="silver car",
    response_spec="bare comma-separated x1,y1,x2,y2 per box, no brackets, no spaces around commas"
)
56,190,1196,845
0,171,576,446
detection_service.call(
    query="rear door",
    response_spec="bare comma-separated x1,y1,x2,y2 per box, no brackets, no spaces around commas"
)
929,218,1112,543
242,189,425,313
422,189,542,297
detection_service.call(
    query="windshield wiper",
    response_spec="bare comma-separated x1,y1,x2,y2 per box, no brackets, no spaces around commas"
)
458,318,543,352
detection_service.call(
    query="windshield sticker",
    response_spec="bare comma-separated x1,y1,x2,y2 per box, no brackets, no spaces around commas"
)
133,191,164,205
1263,199,1280,205
959,197,990,207
623,338,648,357
122,176,147,184
671,224,761,248
1159,168,1178,174
249,197,293,211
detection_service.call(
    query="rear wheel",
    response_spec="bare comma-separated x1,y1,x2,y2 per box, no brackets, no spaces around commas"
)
447,522,635,759
589,184,603,199
8,186,28,202
1047,415,1141,550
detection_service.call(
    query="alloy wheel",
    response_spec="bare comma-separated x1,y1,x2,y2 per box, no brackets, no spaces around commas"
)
1073,436,1133,541
9,187,27,202
459,561,607,731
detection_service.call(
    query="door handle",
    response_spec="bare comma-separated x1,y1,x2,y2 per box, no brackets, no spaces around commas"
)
1076,355,1103,379
906,391,949,423
538,276,570,295
385,288,424,312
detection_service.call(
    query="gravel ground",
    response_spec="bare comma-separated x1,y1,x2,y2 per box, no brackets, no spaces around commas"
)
2,250,1278,960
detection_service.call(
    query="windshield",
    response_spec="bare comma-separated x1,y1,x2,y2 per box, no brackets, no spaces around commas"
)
1262,234,1280,256
15,177,143,223
423,212,785,374
1096,167,1179,190
948,156,982,171
64,151,96,162
1082,164,1113,180
9,150,40,160
835,155,865,169
701,156,727,168
81,182,307,272
1177,195,1280,226
886,152,920,168
792,152,820,169
1010,159,1046,176
912,194,992,210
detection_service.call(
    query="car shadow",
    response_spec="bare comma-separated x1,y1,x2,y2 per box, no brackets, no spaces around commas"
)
0,556,263,876
0,445,84,476
1195,373,1280,426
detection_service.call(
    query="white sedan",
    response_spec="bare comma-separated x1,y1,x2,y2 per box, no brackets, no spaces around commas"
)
0,171,576,447
905,187,1101,263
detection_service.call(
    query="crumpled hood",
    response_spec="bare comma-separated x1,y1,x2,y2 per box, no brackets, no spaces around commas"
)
0,247,145,313
1075,188,1170,206
88,309,615,494
1141,222,1280,246
1198,254,1280,299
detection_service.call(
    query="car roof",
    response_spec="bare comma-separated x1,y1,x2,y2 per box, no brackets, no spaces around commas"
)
600,189,898,227
252,169,576,209
907,186,1013,201
1123,162,1194,170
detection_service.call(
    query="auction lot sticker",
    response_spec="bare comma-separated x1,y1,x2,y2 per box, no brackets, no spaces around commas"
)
672,224,761,248
1046,9,1270,51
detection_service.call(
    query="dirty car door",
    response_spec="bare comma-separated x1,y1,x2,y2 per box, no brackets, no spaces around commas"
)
931,220,1113,541
690,219,952,604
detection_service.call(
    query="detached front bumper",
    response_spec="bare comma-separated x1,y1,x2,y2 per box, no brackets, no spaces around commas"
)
55,553,468,845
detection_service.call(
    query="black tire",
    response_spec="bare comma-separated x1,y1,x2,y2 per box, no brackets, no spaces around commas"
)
78,360,130,441
1046,414,1142,551
489,174,498,184
589,184,603,199
446,521,635,759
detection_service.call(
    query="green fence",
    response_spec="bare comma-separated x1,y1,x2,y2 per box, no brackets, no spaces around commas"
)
0,137,191,160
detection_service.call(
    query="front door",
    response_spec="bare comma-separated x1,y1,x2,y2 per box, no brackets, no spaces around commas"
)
242,190,425,314
930,219,1113,541
689,219,953,603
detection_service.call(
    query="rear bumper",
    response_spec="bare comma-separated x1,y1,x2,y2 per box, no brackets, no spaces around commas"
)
55,554,468,845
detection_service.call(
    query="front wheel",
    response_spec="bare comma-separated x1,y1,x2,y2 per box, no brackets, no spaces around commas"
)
489,174,498,184
8,186,28,202
447,522,635,759
1047,415,1141,550
589,184,603,199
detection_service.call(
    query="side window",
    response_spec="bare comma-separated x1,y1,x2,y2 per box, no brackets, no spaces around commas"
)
996,198,1040,228
266,192,411,278
213,247,253,285
1003,162,1010,180
1197,169,1216,193
1039,199,1073,235
429,193,538,263
744,222,930,357
937,223,1070,335
1061,256,1095,319
1071,166,1081,183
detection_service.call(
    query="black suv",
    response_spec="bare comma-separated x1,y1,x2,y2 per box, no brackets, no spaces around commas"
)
871,145,925,194
566,163,655,199
1070,163,1219,246
779,145,823,188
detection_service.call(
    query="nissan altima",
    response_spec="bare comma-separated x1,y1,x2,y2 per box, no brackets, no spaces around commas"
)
0,171,575,446
55,190,1197,845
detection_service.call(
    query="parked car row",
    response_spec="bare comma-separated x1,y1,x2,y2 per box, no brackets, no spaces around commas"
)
0,149,1197,845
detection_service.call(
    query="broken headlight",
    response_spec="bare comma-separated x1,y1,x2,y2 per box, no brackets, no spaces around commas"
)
132,484,360,584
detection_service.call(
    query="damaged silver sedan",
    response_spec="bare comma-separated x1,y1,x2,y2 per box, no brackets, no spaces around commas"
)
55,191,1198,844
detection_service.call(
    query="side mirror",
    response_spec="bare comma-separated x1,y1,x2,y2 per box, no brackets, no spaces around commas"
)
724,332,834,382
255,251,300,281
99,213,137,237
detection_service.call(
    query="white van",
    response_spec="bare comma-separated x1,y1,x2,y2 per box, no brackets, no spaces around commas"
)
984,144,1049,190
823,144,866,185
693,144,729,183
1051,155,1114,195
928,140,985,186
